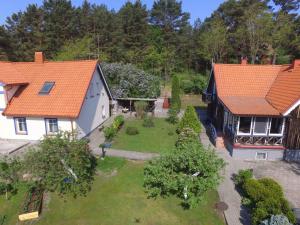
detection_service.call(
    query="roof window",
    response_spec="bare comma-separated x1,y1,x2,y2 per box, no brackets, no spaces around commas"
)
39,82,55,95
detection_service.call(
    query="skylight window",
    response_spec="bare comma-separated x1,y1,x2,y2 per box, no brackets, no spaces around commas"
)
39,82,55,95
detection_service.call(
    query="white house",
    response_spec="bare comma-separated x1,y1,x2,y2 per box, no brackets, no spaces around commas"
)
0,52,112,140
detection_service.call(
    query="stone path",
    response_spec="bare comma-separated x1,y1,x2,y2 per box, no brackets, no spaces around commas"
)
198,108,300,225
93,148,159,160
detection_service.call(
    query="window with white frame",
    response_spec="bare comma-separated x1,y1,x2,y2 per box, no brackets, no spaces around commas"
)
45,118,58,135
253,117,268,135
14,117,27,135
270,118,284,135
256,152,267,160
238,117,252,134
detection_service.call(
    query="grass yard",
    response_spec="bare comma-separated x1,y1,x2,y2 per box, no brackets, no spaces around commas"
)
37,158,224,225
0,158,225,225
112,118,178,153
181,94,206,109
0,184,27,225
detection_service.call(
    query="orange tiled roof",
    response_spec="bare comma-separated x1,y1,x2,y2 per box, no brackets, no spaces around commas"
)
213,63,296,116
266,63,300,114
0,62,28,85
2,60,99,118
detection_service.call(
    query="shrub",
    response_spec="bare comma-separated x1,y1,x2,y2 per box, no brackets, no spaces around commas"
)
260,214,293,225
104,126,116,141
181,80,194,93
113,115,125,130
234,169,253,186
126,126,139,135
178,106,201,133
176,128,198,148
135,101,147,118
167,106,179,124
143,116,154,128
242,178,296,225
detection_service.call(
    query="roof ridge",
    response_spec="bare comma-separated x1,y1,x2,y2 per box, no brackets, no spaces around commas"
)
11,59,98,64
215,63,287,67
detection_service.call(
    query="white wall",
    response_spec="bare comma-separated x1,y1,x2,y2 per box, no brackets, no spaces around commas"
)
0,116,72,140
76,69,110,138
0,86,6,110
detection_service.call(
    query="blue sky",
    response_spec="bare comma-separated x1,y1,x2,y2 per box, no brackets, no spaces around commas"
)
0,0,225,25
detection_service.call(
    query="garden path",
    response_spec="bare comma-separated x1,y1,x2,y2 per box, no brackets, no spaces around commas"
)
88,115,159,160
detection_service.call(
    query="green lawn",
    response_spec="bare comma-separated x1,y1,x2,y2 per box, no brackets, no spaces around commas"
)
181,94,206,109
112,118,178,153
0,158,224,225
38,158,224,225
0,183,27,225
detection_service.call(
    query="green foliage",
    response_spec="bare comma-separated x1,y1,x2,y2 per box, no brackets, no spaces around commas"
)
104,126,117,141
104,116,125,141
101,63,160,99
97,157,126,172
176,128,199,148
113,115,125,130
134,101,148,119
234,169,253,187
167,106,179,124
144,141,225,208
143,115,155,128
178,106,201,133
54,36,93,61
126,126,139,135
23,132,97,197
0,157,21,200
241,178,295,225
260,214,293,225
171,75,181,111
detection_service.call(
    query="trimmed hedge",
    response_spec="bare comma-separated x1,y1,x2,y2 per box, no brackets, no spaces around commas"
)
177,106,201,133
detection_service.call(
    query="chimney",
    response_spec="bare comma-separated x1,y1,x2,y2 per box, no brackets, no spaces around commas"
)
241,57,248,65
34,52,44,63
292,59,300,69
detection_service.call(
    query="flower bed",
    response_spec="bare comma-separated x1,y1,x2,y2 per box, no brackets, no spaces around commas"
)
18,187,43,221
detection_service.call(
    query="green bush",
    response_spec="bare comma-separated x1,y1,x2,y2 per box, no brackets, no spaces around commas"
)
181,80,194,93
143,116,155,128
135,101,147,118
167,106,179,124
234,169,253,186
242,178,296,225
126,126,139,135
176,128,198,148
178,106,201,133
104,126,116,141
113,115,125,130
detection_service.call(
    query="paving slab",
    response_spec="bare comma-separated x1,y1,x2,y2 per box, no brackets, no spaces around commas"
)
0,139,30,155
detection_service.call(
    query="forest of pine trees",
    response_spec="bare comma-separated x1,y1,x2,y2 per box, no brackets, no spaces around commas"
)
0,0,299,79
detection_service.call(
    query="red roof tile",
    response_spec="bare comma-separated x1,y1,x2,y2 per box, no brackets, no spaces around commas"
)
2,60,98,118
213,63,292,115
266,64,300,114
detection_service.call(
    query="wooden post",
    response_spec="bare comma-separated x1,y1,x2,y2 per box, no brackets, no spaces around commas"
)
130,100,132,116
